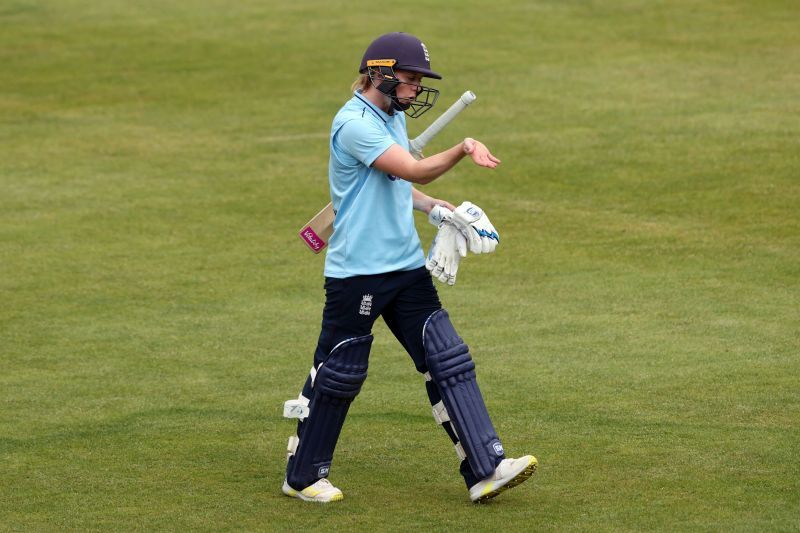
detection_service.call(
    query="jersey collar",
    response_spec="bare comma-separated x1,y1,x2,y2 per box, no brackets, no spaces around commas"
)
354,90,392,123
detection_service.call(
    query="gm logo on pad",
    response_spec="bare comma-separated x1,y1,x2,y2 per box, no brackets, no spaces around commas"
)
493,442,505,456
318,465,330,477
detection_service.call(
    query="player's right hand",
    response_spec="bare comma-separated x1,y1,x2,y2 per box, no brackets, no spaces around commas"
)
463,138,501,169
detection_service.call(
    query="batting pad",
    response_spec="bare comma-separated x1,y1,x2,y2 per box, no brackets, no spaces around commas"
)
423,309,504,480
286,334,373,490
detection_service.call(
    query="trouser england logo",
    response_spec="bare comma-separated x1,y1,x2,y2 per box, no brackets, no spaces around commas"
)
359,294,373,316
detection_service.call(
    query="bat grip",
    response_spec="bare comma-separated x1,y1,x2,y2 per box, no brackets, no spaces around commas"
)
410,91,477,157
409,138,424,158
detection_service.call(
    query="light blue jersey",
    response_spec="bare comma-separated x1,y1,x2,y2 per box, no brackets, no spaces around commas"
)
324,91,425,278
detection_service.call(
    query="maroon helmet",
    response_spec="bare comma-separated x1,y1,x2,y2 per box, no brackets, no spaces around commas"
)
359,32,440,118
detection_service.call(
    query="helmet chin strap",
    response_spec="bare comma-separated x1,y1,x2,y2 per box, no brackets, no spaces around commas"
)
369,66,404,112
390,97,411,112
380,86,410,113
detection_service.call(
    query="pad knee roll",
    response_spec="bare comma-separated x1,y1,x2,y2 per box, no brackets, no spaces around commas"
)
315,335,372,397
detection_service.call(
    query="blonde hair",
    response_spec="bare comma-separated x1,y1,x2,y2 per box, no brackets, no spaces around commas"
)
351,73,371,93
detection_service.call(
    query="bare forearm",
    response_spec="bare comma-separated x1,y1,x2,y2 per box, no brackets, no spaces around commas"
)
373,142,467,185
410,143,468,184
372,138,500,186
412,188,455,214
412,188,432,212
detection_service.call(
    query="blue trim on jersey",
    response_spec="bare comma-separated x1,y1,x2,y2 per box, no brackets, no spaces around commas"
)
353,93,388,124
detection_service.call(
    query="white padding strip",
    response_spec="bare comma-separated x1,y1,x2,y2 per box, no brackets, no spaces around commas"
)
424,371,432,382
287,435,299,458
431,401,450,425
454,442,467,460
309,365,318,386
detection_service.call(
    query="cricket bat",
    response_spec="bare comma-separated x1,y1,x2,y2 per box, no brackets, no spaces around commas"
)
299,90,477,254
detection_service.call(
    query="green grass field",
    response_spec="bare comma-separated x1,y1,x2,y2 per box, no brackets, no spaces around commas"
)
2,0,799,530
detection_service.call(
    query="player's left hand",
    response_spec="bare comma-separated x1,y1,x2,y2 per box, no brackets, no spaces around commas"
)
426,221,468,285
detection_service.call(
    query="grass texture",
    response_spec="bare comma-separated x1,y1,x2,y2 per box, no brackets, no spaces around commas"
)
1,0,798,530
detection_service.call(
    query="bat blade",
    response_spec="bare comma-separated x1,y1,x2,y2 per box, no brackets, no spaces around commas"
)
298,202,335,253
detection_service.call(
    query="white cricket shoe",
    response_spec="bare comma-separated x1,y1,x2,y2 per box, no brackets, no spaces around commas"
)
469,455,538,503
282,478,344,503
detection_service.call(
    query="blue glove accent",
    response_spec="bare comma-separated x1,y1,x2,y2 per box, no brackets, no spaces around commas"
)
473,227,500,243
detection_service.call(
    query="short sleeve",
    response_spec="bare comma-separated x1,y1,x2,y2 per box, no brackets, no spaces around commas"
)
335,118,396,167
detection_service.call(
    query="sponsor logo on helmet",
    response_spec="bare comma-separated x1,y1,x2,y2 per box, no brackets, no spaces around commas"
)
420,42,430,63
367,58,397,68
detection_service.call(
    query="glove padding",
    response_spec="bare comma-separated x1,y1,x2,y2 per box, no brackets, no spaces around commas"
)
426,221,467,286
451,201,499,254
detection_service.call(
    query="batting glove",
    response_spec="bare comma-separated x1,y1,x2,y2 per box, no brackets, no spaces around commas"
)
451,201,500,254
426,221,468,286
428,204,454,227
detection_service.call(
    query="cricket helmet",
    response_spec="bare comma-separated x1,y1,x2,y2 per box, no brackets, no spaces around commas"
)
359,32,441,118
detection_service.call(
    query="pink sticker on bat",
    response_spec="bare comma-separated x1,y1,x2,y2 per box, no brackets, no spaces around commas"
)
299,227,325,253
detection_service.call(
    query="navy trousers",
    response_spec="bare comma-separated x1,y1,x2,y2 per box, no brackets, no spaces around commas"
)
287,267,488,489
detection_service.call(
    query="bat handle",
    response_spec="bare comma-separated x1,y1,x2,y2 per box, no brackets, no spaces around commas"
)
409,90,477,158
460,90,477,106
409,139,424,159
